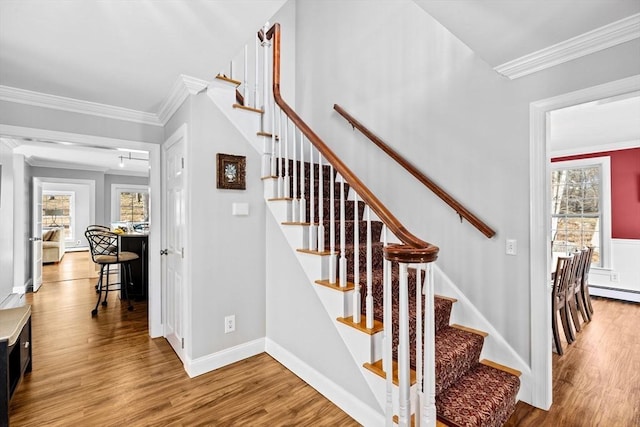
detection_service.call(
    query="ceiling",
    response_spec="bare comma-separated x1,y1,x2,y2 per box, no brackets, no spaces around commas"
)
1,0,638,172
413,0,640,67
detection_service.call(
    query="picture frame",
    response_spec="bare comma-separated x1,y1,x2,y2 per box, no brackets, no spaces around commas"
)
216,153,246,190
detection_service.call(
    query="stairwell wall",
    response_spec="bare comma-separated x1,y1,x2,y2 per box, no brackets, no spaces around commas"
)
293,0,640,368
164,92,267,362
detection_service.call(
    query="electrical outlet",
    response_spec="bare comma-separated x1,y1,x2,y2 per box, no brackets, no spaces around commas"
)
610,272,620,282
224,315,235,333
506,239,517,256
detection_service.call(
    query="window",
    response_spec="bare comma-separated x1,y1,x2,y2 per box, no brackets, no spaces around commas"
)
42,191,75,240
551,157,611,268
111,184,149,226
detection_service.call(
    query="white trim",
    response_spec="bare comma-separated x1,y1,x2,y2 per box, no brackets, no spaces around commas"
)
265,338,385,427
550,139,640,158
42,189,76,242
0,85,162,126
529,74,640,410
496,14,640,79
550,156,612,269
157,75,209,125
185,338,266,378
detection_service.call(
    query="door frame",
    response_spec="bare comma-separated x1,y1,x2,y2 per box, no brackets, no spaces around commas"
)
161,124,190,362
529,74,640,409
0,124,163,337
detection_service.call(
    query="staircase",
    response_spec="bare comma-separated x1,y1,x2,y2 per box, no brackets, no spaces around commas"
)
207,22,521,426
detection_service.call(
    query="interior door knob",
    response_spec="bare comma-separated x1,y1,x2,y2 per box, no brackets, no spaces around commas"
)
160,249,168,255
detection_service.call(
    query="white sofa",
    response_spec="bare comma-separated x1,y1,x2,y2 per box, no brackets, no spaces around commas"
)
42,227,65,263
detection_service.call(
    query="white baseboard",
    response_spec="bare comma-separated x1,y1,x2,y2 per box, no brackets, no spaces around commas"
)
65,247,89,253
589,285,640,303
265,338,384,427
14,278,30,294
0,292,26,309
184,338,265,378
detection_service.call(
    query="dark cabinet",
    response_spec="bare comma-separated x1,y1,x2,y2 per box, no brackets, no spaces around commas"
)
1,306,32,427
119,234,148,300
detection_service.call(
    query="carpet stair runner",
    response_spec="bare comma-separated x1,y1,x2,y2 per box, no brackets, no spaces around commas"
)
279,160,521,427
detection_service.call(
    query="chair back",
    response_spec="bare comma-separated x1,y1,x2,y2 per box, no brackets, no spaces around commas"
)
582,246,594,286
85,228,119,264
553,255,573,301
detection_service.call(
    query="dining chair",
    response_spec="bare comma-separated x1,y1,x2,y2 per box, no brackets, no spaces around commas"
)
85,228,138,316
565,250,585,337
552,255,575,355
581,246,595,320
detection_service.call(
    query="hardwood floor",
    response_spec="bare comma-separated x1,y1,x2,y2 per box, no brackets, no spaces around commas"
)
10,252,358,426
12,253,639,426
505,297,640,426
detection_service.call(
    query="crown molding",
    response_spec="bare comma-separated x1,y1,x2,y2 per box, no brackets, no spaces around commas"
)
0,137,20,149
0,85,162,126
157,74,209,125
495,13,640,80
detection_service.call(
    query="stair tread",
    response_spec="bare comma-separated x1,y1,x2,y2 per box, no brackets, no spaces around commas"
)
436,363,520,427
337,316,384,335
435,326,485,395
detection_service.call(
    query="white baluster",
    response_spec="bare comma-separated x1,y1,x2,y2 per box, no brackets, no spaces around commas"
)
339,176,347,287
422,263,437,426
317,154,325,252
284,117,290,198
299,130,306,224
291,120,299,222
328,165,337,284
229,60,233,80
243,44,248,104
398,262,410,427
366,206,374,329
353,194,361,323
382,226,393,426
415,266,423,424
277,108,283,198
308,141,317,250
254,35,259,109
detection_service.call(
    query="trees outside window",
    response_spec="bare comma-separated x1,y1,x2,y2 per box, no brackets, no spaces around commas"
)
551,157,611,267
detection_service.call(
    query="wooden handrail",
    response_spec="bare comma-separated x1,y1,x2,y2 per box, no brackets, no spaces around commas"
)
266,24,438,263
333,104,496,239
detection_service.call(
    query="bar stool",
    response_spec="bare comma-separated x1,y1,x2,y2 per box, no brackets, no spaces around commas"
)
85,228,138,316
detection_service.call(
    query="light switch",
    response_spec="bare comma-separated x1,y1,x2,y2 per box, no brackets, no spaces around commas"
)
506,239,517,256
232,202,249,216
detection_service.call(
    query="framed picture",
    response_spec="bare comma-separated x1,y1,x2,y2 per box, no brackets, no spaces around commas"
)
216,153,246,190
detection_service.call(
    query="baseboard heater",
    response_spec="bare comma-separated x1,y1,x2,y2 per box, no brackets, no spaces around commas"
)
589,285,640,303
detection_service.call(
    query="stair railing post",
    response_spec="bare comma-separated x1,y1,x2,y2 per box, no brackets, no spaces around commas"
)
365,205,374,330
243,44,248,105
291,120,299,222
353,193,361,323
254,34,259,109
328,165,337,283
382,225,393,427
299,130,306,225
398,262,411,427
415,266,423,424
308,141,317,250
277,108,284,198
421,263,437,426
339,175,347,287
284,116,290,198
317,154,325,251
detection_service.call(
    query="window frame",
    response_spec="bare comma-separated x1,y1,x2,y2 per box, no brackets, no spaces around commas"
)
42,190,75,241
110,184,149,224
551,156,612,269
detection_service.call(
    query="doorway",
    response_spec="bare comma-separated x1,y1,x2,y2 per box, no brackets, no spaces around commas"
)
529,75,640,410
1,125,162,337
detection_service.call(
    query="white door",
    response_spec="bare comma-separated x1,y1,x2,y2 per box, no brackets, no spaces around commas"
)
31,178,43,292
162,130,186,362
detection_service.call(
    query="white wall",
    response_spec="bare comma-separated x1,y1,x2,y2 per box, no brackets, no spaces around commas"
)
0,140,15,300
293,0,640,365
